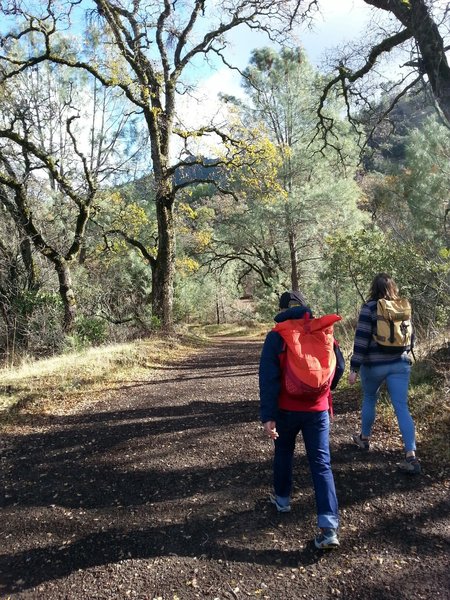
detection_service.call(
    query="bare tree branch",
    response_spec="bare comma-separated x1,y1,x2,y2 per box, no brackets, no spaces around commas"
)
314,28,413,152
106,228,157,268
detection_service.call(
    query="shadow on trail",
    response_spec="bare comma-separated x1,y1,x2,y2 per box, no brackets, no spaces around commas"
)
1,399,261,510
5,398,257,430
87,365,259,395
2,392,441,513
1,339,448,596
1,492,449,594
0,510,318,593
363,563,450,600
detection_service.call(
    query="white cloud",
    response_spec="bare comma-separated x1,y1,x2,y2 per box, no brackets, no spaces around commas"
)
177,68,245,127
171,0,448,158
172,68,246,160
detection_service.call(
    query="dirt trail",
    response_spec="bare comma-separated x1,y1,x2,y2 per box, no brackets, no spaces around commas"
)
1,338,449,600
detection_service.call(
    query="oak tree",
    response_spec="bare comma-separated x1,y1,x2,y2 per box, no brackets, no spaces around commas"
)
317,0,450,149
0,0,316,330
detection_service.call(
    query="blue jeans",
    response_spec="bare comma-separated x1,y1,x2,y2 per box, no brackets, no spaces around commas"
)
360,358,416,452
273,410,339,530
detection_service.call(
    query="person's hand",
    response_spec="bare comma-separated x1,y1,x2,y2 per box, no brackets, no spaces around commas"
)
348,370,358,385
263,421,279,440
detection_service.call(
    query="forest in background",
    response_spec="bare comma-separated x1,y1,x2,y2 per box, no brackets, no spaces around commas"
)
0,0,449,365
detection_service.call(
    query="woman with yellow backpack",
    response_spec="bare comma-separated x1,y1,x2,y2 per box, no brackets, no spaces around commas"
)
348,273,421,474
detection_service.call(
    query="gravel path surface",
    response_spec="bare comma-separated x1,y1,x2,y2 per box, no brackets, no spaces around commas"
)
1,338,449,599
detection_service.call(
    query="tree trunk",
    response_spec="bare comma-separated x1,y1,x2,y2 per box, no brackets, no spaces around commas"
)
216,295,220,325
4,255,24,353
0,295,16,360
2,186,79,334
409,6,450,123
364,0,450,123
288,229,300,291
334,283,339,315
55,259,77,333
20,237,40,294
15,237,41,349
152,183,175,332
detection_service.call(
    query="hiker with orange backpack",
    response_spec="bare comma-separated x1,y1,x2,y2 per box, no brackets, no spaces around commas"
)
348,273,420,474
259,290,344,549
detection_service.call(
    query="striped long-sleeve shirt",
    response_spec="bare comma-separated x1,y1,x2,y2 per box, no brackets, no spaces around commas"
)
350,300,410,372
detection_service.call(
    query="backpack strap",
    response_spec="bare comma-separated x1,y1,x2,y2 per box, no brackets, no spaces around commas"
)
303,311,311,333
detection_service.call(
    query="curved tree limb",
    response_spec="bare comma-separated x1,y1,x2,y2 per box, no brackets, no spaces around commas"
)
106,229,157,268
314,28,413,153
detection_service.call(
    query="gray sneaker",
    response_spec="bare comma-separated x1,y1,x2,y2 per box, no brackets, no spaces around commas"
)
352,433,370,450
399,456,421,474
269,493,291,513
314,528,340,549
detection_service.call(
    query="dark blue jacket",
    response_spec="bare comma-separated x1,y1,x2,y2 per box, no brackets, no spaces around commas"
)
259,306,312,423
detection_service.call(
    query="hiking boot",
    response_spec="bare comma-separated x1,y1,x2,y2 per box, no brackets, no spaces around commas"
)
314,528,340,549
269,493,291,513
352,433,370,450
399,456,421,474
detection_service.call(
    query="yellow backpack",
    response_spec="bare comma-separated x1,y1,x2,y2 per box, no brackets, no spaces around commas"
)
373,298,412,350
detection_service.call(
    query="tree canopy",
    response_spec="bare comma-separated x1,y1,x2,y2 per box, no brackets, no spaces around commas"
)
0,1,448,358
316,0,450,152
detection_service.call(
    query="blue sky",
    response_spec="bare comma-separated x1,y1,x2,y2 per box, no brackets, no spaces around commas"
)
179,0,375,127
4,0,447,142
185,0,450,124
226,0,373,69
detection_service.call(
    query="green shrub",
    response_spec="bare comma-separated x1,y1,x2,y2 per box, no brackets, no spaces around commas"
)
75,316,109,346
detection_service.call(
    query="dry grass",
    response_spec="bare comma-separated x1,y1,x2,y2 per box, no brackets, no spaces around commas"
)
408,342,450,462
2,324,448,463
0,323,267,425
0,334,206,424
187,322,269,338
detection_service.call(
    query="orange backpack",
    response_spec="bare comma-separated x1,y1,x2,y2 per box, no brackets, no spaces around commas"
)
273,313,342,400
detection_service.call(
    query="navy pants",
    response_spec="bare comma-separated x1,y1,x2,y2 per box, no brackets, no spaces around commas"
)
273,409,339,529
